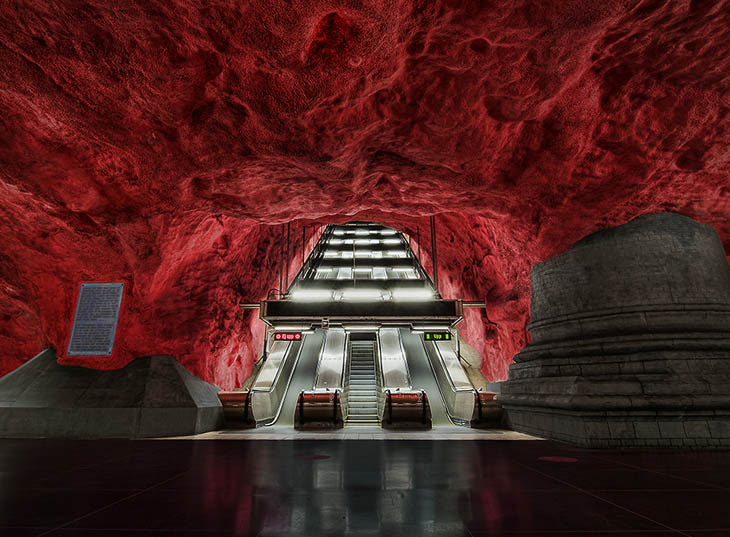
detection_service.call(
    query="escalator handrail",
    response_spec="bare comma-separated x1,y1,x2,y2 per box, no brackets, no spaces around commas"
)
312,328,346,391
262,333,320,426
377,328,412,391
251,340,293,394
419,334,469,426
430,340,476,394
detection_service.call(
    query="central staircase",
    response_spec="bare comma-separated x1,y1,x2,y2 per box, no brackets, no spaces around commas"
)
345,340,379,426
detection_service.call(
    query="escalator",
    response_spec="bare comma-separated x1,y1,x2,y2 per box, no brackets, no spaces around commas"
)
222,326,481,430
272,330,325,426
220,221,486,431
399,329,453,426
344,340,379,426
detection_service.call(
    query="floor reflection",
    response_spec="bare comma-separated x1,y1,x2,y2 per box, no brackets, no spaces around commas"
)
197,441,476,535
1,439,728,536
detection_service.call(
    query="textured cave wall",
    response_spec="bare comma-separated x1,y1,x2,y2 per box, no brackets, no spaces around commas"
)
1,1,729,389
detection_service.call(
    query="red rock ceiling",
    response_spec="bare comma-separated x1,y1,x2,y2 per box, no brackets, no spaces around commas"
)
1,1,729,388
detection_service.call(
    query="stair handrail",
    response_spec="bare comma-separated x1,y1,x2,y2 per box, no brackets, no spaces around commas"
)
373,335,385,423
395,328,413,388
384,389,393,426
333,389,341,426
341,337,352,420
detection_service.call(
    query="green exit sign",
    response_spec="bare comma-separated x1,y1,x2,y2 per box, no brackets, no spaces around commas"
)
424,332,451,341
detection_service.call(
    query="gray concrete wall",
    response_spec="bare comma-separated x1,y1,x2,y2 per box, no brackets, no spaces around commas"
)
530,212,730,322
0,349,223,438
500,212,730,448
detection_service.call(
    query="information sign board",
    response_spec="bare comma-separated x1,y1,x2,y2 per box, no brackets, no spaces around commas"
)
66,283,124,356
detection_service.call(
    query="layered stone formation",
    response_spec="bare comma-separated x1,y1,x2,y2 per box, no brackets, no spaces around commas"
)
500,213,730,447
1,2,730,389
0,349,223,438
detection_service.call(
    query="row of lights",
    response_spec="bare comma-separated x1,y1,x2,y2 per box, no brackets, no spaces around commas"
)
328,238,402,245
316,267,416,274
290,288,434,302
273,325,450,331
333,229,397,236
323,250,407,258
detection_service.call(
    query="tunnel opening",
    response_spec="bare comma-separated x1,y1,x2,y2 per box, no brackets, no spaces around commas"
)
220,221,499,431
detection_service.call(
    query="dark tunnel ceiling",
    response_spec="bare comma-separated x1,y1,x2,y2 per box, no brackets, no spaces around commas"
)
0,1,729,388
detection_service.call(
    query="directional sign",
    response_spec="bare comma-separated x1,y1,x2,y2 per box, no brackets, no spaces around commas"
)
274,332,302,341
424,331,451,341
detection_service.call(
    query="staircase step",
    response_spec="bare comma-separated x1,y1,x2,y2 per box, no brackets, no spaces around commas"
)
346,421,380,427
345,342,379,424
348,402,377,408
348,408,378,415
347,402,378,414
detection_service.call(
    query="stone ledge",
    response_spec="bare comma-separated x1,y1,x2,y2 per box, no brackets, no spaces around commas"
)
502,404,730,448
529,308,730,346
528,304,730,332
0,349,224,438
515,334,730,362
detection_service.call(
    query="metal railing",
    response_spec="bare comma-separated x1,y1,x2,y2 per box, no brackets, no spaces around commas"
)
373,333,385,422
340,336,353,420
422,337,476,425
250,339,303,425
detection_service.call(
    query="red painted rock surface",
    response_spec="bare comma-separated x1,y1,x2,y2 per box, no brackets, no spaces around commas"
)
1,1,729,388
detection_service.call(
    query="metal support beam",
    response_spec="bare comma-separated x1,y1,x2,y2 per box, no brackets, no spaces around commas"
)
279,224,284,296
430,215,439,295
285,222,290,289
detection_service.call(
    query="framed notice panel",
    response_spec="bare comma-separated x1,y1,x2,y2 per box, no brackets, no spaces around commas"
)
66,283,124,356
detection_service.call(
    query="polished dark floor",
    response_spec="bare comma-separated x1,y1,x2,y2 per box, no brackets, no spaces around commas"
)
1,439,729,536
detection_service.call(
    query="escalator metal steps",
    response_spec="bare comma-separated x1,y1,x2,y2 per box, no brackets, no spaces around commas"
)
345,340,379,426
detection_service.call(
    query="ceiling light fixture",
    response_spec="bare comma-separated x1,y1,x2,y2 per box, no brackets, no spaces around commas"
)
290,289,333,301
391,289,434,301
